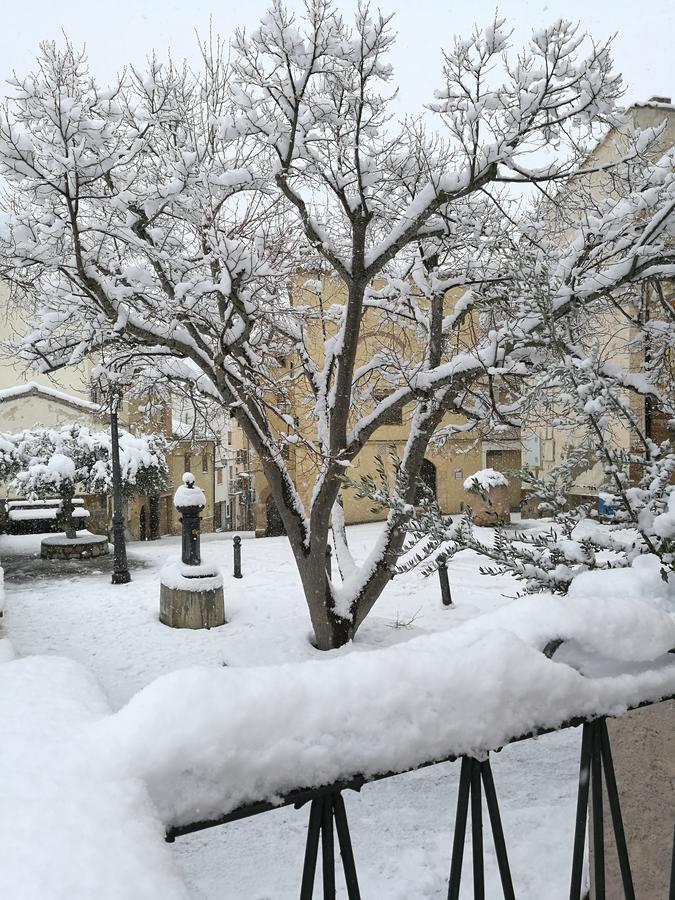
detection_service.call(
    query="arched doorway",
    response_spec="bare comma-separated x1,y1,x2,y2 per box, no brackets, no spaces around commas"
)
415,458,437,504
266,494,286,537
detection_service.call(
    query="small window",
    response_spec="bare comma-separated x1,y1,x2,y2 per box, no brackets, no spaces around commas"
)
183,453,191,473
201,452,209,473
217,468,223,485
227,431,232,446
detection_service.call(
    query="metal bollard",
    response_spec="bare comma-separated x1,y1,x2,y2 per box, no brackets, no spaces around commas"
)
438,556,453,607
233,534,243,579
326,543,332,581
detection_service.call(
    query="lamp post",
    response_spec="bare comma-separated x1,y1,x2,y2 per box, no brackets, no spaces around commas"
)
110,390,131,585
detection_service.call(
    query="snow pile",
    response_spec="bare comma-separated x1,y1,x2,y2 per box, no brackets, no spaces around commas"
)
99,556,675,829
173,472,206,509
464,467,509,492
0,655,189,900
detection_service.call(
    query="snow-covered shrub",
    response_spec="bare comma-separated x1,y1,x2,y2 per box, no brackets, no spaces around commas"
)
7,424,168,538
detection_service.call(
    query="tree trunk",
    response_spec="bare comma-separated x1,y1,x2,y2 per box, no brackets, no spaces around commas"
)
149,494,161,540
61,492,77,540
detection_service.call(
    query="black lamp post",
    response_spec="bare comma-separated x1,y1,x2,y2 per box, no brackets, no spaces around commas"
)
110,390,131,585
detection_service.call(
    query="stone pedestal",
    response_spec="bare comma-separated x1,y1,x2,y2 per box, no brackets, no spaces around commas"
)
160,472,225,629
41,534,110,560
590,701,675,899
470,484,511,526
159,581,225,629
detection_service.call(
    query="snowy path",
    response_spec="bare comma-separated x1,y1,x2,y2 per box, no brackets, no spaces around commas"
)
1,523,585,898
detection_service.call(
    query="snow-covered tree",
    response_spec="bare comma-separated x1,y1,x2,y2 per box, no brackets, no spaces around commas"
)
10,424,108,538
1,2,673,647
6,425,168,538
0,433,19,483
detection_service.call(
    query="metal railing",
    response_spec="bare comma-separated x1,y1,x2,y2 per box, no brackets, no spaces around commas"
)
165,697,674,899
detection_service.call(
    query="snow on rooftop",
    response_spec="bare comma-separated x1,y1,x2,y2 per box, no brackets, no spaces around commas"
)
0,381,98,411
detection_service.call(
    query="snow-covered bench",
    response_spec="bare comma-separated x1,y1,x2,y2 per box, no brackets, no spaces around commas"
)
4,498,89,535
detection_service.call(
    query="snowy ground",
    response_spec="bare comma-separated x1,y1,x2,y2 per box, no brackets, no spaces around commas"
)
1,522,583,898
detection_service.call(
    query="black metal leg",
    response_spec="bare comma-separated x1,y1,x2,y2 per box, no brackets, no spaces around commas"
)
332,793,362,900
471,760,485,900
669,817,675,900
448,757,472,900
481,760,516,900
448,755,513,899
570,723,592,900
591,723,605,899
598,720,635,900
300,799,323,900
321,795,336,900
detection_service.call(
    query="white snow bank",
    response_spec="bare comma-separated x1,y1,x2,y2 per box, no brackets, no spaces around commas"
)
99,556,675,829
0,655,189,900
464,467,508,492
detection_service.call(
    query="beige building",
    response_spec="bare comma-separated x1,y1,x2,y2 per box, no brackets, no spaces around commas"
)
0,281,217,540
253,276,521,537
524,99,675,506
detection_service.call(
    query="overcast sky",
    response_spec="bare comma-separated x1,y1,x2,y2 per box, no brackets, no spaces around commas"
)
1,0,672,113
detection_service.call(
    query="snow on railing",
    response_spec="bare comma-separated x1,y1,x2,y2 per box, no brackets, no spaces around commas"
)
2,554,674,898
99,575,675,832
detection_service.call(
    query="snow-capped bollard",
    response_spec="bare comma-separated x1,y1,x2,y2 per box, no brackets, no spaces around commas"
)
160,473,225,629
233,535,242,579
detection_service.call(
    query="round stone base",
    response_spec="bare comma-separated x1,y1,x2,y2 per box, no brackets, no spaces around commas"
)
41,534,110,561
160,583,225,629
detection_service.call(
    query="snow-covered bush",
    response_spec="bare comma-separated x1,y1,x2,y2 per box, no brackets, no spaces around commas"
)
5,425,168,538
0,433,20,483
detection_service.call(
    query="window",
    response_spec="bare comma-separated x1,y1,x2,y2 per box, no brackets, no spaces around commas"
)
201,451,209,473
217,468,223,485
227,431,232,446
183,453,191,473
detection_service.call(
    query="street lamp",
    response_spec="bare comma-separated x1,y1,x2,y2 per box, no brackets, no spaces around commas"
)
107,382,131,584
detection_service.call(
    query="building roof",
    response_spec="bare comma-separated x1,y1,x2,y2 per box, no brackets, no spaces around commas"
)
0,381,99,413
